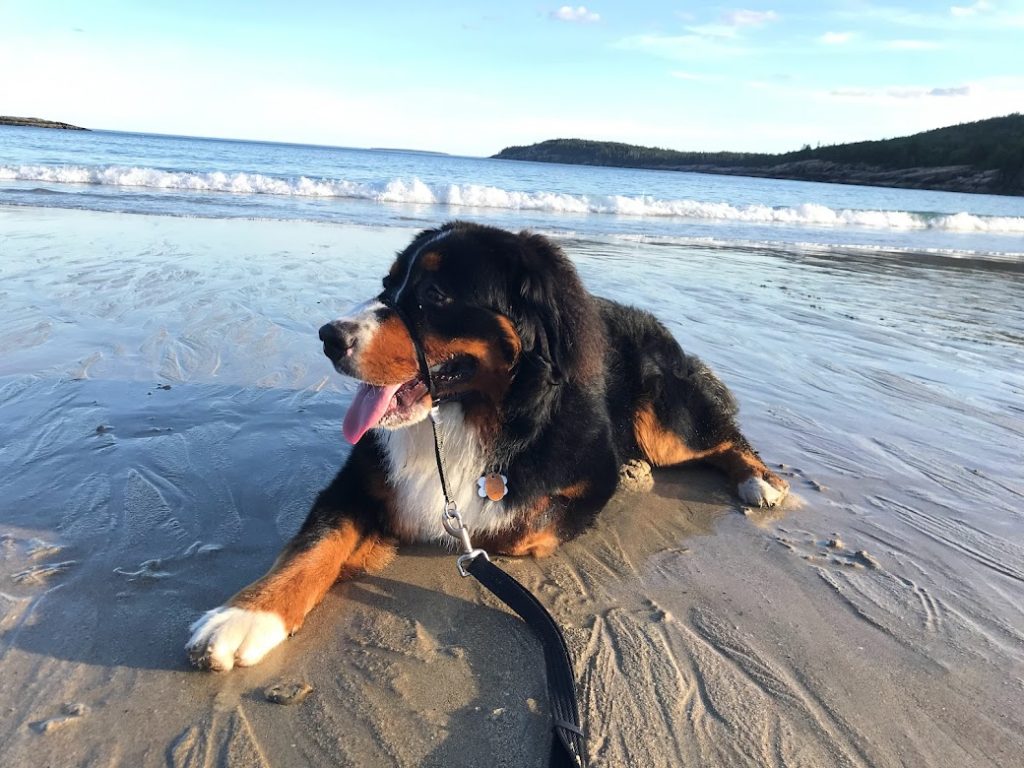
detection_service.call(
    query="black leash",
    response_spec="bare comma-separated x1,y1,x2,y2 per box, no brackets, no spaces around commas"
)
385,297,587,768
466,556,586,767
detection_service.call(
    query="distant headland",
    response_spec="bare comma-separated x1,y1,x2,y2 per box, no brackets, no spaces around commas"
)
493,114,1024,197
0,116,88,130
369,147,450,156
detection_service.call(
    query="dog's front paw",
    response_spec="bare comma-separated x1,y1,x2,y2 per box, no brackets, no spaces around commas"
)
737,474,789,508
186,606,287,671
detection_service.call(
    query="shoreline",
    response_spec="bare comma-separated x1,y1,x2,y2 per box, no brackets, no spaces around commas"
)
493,154,1018,198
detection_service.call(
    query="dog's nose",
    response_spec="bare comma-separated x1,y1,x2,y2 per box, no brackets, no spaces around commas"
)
319,321,358,362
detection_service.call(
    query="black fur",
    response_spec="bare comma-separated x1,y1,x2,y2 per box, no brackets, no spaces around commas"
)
185,221,787,673
303,221,762,548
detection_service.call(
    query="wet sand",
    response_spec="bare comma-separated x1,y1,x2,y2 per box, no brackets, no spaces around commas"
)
1,207,1023,766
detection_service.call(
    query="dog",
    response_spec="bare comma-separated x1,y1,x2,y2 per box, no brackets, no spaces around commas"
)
186,221,788,671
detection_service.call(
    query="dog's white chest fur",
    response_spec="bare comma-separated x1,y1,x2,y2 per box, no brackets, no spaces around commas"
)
379,404,510,542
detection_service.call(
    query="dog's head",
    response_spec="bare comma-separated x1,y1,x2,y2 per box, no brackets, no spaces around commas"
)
320,221,603,444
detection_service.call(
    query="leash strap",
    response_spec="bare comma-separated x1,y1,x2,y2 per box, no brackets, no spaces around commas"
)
383,294,587,767
467,556,587,768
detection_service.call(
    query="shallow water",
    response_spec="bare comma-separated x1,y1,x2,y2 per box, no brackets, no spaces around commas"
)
1,207,1022,766
2,205,1022,633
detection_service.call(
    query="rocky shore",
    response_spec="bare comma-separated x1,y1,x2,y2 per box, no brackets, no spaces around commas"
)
663,159,1004,195
0,116,88,130
494,115,1024,196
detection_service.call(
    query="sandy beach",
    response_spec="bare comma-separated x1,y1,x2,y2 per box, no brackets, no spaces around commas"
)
1,206,1023,767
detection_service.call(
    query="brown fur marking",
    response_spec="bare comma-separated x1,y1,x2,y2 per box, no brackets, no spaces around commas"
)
495,314,522,362
634,404,732,467
421,251,442,271
358,318,517,391
704,445,787,490
423,333,515,405
359,316,419,385
500,526,560,558
343,535,398,577
633,404,786,491
229,522,393,633
557,481,590,499
423,337,502,370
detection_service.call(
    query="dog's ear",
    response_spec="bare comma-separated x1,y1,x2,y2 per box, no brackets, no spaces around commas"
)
508,232,602,384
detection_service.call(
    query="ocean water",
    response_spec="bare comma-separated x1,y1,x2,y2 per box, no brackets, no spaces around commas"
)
1,125,1022,260
2,127,1024,765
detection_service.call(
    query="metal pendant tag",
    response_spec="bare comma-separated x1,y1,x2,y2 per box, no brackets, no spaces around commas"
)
477,472,508,501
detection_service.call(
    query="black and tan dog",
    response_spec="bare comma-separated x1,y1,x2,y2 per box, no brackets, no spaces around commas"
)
187,221,788,670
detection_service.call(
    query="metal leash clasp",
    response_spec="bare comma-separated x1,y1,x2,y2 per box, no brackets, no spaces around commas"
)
441,500,490,577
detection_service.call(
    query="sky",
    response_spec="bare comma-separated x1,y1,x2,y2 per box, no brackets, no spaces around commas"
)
2,1,1023,156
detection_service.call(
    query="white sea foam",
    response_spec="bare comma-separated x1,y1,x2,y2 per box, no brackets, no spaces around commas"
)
2,163,1023,234
608,232,1024,262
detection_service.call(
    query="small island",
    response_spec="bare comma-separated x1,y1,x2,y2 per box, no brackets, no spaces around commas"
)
0,116,88,130
494,114,1024,197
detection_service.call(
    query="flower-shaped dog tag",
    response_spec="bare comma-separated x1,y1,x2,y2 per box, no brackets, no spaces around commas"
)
477,472,508,501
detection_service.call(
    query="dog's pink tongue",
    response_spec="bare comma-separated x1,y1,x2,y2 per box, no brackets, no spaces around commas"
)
342,383,402,444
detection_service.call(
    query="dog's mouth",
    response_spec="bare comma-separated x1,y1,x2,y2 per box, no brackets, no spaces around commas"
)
342,356,477,444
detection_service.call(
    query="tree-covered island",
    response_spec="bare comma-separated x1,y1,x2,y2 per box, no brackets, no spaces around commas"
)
493,114,1024,196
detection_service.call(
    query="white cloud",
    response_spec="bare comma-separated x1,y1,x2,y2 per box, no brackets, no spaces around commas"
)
670,70,720,81
885,39,942,50
829,88,872,98
616,8,779,58
829,84,971,100
840,2,1021,30
686,23,741,39
615,33,753,60
722,9,778,26
550,5,601,23
889,85,971,98
790,77,1024,152
820,31,854,44
928,85,972,96
951,0,992,17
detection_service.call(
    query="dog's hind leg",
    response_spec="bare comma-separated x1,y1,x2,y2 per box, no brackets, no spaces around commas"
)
699,439,789,508
632,348,789,507
634,400,788,507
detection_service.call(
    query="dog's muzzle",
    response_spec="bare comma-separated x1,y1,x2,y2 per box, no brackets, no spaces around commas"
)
319,321,359,368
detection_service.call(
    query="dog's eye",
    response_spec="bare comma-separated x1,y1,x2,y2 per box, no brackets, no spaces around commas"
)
422,283,450,306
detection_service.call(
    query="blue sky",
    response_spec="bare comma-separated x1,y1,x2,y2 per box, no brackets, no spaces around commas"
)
2,1,1022,155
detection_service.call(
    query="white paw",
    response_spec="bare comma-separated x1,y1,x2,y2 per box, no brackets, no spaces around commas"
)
738,476,788,508
186,606,287,671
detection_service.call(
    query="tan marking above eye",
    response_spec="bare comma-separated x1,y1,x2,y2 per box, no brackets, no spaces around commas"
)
421,251,442,271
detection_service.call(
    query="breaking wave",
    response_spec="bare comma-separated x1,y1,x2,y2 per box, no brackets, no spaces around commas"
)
2,163,1023,233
